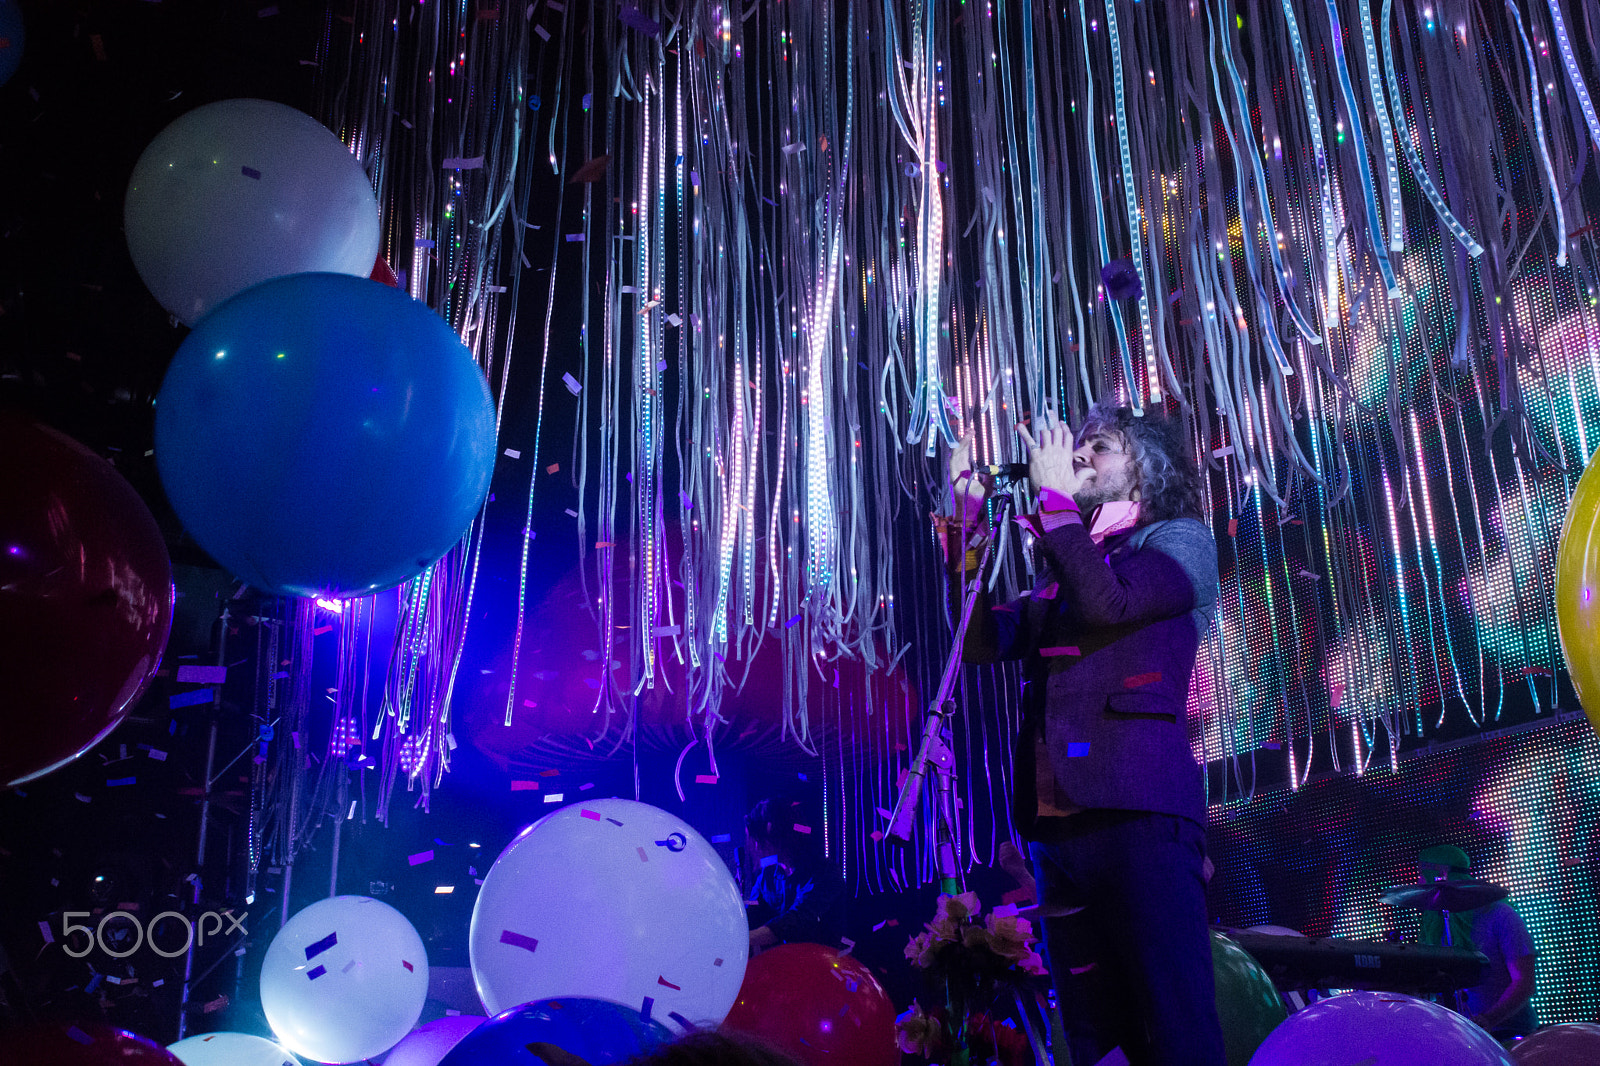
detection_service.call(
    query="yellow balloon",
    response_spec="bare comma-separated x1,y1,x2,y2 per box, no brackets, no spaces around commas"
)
1555,448,1600,739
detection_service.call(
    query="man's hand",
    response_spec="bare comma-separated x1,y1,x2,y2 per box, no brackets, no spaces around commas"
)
948,432,989,523
1016,408,1086,500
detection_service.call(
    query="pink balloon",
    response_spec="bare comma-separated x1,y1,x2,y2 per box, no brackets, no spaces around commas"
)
382,1017,486,1066
1509,1023,1600,1065
1248,991,1512,1066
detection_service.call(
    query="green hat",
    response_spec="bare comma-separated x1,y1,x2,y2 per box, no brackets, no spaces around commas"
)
1418,844,1471,871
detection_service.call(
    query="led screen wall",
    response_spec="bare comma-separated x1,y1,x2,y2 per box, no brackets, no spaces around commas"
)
1206,718,1600,1026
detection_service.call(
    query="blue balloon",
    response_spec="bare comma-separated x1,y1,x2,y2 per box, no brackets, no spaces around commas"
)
0,0,23,89
155,273,496,598
438,998,673,1066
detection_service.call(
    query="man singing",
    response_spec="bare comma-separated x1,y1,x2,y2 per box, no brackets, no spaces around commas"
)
940,403,1225,1066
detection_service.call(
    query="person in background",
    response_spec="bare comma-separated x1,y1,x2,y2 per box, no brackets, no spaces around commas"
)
744,797,846,952
1415,844,1537,1038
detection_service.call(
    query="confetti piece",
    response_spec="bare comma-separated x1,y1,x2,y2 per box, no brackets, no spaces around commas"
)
503,448,521,459
1067,742,1091,757
177,665,227,684
562,372,582,394
1039,646,1080,657
67,1028,94,1046
564,509,578,518
38,921,52,944
640,996,654,1021
107,777,135,787
305,932,338,960
1228,518,1238,537
793,823,812,834
760,855,778,868
546,463,560,474
543,793,563,803
782,142,806,155
710,833,731,843
402,959,415,970
1000,887,1034,906
657,975,682,990
668,1011,693,1030
619,5,662,35
533,23,550,40
442,156,485,170
1212,445,1234,458
307,965,327,980
1036,583,1059,600
415,238,436,248
500,929,539,952
511,781,540,791
169,690,213,709
637,847,649,862
239,165,262,181
875,807,893,820
568,155,610,183
694,774,718,784
784,613,802,628
580,783,595,790
607,817,624,826
653,624,682,636
1123,672,1162,688
1296,569,1320,581
342,959,358,974
409,850,434,865
665,313,683,327
565,233,586,242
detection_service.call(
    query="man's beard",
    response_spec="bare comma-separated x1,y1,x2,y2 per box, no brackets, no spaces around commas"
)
1074,469,1136,511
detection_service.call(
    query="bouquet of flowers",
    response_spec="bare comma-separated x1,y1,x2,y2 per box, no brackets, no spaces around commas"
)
895,892,1049,1066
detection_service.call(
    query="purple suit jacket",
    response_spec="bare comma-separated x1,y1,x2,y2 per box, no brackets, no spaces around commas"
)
959,515,1219,829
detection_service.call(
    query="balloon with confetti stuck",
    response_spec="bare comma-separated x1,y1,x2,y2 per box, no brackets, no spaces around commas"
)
470,798,747,1028
259,895,429,1063
125,98,379,325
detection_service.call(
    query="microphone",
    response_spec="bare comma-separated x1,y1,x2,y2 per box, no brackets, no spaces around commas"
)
976,462,1030,484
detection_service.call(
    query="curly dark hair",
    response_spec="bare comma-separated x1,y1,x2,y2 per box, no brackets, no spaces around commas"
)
1077,402,1204,523
621,1032,805,1066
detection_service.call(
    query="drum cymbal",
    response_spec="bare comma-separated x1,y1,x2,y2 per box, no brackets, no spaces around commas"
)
1379,879,1509,912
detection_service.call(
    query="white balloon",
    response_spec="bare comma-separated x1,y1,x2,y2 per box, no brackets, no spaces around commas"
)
381,1017,485,1066
259,895,429,1063
125,98,380,325
470,798,748,1028
168,1032,300,1066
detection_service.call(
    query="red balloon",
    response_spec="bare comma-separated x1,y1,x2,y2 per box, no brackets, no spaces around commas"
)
1510,1023,1600,1064
0,1023,186,1066
720,944,898,1066
0,415,174,788
370,254,401,287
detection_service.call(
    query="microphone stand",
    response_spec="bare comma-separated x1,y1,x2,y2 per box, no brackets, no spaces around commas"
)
886,492,1015,896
